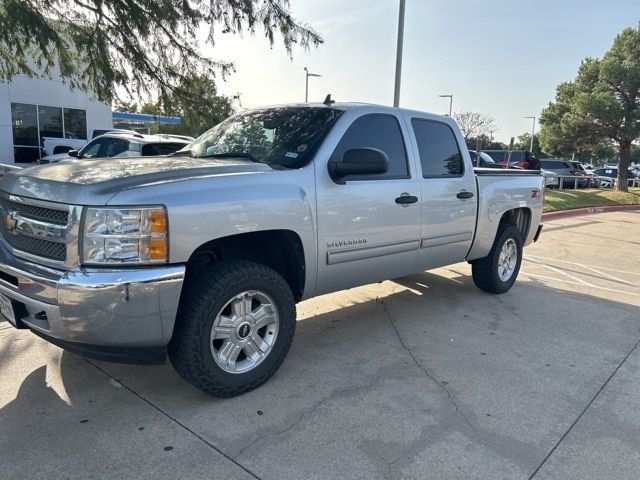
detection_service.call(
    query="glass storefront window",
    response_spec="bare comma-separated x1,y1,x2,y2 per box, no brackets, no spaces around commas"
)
13,147,42,163
11,103,39,147
10,103,89,163
63,108,87,139
38,105,64,139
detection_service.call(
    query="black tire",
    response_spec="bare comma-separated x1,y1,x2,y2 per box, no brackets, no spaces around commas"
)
471,223,523,294
168,260,296,397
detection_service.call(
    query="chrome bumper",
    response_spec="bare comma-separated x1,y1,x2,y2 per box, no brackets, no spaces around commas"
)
0,243,185,354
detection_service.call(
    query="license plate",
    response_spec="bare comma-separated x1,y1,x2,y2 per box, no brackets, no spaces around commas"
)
0,293,16,326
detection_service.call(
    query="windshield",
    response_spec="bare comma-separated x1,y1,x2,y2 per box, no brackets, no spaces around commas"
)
479,152,496,164
185,107,344,168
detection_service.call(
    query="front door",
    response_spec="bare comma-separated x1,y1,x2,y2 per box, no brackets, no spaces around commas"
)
314,113,421,295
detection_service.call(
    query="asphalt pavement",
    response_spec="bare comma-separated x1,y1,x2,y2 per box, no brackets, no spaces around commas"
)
1,211,639,479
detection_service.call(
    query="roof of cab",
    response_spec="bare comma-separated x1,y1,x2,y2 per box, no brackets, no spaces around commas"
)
249,101,455,124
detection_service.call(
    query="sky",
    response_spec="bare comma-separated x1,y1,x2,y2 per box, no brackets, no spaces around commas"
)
206,0,639,143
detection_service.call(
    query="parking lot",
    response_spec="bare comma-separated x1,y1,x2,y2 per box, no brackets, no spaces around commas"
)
1,211,639,480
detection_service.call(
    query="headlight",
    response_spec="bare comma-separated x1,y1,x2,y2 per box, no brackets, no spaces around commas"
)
82,207,168,265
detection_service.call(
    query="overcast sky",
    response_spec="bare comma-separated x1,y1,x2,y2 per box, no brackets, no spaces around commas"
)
208,0,639,142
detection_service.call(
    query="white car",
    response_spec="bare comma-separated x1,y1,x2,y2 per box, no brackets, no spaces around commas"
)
541,169,559,188
39,132,193,164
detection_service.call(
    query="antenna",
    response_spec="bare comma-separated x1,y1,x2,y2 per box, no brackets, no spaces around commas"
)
323,94,335,106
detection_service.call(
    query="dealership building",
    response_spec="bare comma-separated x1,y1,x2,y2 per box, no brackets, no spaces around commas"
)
0,74,112,164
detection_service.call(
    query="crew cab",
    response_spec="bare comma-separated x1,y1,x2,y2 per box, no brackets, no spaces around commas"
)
0,103,544,397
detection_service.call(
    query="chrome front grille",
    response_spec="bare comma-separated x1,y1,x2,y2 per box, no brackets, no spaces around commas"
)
0,194,80,267
0,198,69,225
0,231,67,261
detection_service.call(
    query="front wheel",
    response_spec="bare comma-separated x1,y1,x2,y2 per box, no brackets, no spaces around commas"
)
168,261,296,397
471,224,523,294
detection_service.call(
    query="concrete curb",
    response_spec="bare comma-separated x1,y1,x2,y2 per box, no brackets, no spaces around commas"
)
542,204,640,221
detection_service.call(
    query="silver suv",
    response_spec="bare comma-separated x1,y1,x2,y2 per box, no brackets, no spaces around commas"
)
39,132,193,164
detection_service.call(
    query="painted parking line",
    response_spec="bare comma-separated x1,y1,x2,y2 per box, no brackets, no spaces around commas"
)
522,256,640,297
525,254,640,279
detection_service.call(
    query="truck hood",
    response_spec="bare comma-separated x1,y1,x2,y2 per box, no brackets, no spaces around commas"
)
0,156,273,205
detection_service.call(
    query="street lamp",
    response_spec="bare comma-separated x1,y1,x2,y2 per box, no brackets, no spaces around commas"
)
393,0,406,107
232,93,243,109
439,94,453,117
304,67,322,102
524,116,536,152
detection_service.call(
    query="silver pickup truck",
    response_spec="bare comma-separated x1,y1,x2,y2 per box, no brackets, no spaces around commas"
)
0,103,543,396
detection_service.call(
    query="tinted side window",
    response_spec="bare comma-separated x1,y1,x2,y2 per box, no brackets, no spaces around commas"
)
509,151,525,162
411,119,463,177
80,139,105,158
102,138,129,157
332,114,409,180
541,161,568,169
142,143,187,156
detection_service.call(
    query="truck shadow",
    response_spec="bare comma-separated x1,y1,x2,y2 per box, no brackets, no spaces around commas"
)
2,268,640,478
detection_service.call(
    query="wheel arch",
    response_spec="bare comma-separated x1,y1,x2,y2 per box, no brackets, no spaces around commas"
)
467,206,532,261
184,229,307,302
499,207,531,241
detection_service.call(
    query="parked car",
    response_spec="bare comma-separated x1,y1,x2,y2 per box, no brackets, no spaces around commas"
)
468,150,505,168
42,129,137,156
592,167,640,188
39,132,193,164
571,161,596,187
539,159,588,188
541,169,559,188
483,150,540,169
0,103,544,397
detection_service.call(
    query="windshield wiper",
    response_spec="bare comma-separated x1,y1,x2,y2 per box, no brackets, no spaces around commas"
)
168,149,193,157
197,152,263,164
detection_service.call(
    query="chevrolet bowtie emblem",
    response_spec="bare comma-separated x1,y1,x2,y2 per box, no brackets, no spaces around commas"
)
3,213,17,232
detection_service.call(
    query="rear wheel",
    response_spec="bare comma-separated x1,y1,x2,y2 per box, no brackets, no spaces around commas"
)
169,261,296,397
471,223,523,294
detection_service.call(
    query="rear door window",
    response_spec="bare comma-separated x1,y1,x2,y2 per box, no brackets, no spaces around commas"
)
142,143,188,156
411,119,463,177
541,160,567,169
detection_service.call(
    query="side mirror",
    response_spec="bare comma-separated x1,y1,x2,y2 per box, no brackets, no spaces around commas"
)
67,150,78,158
328,147,389,184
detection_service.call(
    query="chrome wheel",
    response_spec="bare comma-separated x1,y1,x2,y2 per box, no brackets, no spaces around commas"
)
498,238,518,282
210,290,279,374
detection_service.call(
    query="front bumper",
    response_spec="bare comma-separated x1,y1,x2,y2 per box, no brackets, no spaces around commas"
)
0,243,185,364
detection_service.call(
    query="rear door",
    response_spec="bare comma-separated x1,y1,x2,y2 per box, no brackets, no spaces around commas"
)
407,117,478,270
314,112,421,295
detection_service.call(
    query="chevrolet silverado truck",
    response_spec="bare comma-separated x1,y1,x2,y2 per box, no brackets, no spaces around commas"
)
0,103,543,397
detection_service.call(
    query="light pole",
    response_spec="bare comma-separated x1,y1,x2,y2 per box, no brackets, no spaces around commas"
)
393,0,406,107
439,94,453,117
524,116,536,152
232,93,243,109
304,67,322,103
